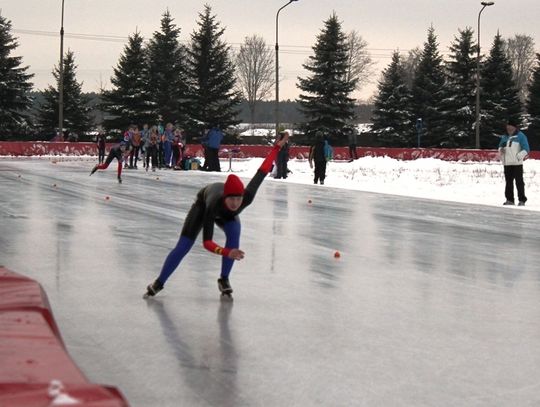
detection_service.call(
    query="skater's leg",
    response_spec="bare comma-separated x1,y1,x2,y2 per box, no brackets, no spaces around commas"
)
157,236,195,284
220,219,241,279
117,160,123,182
92,153,113,174
156,200,204,284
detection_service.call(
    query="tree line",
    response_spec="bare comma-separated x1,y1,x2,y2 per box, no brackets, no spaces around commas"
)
372,26,539,149
1,8,539,149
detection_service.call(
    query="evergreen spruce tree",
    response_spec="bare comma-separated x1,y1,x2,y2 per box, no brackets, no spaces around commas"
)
479,32,521,148
185,5,240,130
0,13,34,139
371,51,414,147
526,53,540,150
411,26,447,147
101,31,155,131
439,27,477,148
146,10,189,125
297,13,356,141
38,50,91,137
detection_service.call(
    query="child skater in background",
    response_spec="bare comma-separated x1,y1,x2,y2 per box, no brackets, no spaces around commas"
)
90,142,131,183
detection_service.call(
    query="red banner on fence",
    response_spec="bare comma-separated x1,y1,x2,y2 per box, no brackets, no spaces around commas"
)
0,141,538,161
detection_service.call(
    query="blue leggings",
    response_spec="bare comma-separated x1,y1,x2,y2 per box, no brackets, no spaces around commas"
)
157,220,241,285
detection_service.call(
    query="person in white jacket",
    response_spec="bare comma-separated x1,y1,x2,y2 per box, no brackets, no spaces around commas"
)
498,119,530,206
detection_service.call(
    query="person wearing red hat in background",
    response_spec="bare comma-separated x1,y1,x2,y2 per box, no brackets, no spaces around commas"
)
144,133,290,298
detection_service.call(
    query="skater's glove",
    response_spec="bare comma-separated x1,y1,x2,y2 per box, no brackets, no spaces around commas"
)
517,150,528,161
228,248,245,260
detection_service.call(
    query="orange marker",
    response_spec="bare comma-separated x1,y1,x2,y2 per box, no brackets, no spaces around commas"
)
334,251,341,258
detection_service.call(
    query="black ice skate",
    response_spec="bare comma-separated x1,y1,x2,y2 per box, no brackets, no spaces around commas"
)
217,277,233,299
143,279,163,299
90,165,98,176
118,176,122,184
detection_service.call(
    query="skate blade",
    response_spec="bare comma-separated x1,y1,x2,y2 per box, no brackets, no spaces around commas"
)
220,292,233,301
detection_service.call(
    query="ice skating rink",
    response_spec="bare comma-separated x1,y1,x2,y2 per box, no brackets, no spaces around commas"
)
1,158,540,407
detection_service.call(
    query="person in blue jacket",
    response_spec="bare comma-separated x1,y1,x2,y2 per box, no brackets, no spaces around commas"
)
206,126,224,171
498,118,530,206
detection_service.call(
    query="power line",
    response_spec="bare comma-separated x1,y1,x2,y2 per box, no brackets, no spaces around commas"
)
12,28,410,59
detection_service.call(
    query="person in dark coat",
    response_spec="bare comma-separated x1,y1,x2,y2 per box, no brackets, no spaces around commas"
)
309,132,328,185
347,127,358,161
275,130,290,179
96,130,106,164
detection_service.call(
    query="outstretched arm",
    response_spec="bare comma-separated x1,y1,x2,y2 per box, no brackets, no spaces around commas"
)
259,133,290,173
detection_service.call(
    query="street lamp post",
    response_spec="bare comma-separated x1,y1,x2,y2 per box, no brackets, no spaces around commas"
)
275,0,298,138
58,0,65,139
474,1,494,149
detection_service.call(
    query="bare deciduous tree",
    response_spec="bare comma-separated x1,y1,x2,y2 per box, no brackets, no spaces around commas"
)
401,47,422,89
505,34,536,104
345,30,376,94
235,35,274,131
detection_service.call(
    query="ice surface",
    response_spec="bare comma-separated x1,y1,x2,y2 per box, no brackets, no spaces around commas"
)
1,157,540,406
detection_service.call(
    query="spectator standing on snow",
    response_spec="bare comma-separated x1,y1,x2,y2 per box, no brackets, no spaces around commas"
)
96,129,106,164
140,123,150,168
498,119,530,206
143,133,290,299
347,127,358,161
206,125,224,172
172,129,185,169
275,130,290,179
129,126,141,169
163,123,175,168
145,127,159,172
157,122,165,169
309,131,331,185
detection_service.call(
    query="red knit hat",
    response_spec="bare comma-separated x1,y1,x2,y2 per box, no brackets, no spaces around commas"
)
223,174,244,197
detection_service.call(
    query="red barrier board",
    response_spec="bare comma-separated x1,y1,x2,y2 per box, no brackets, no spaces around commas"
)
0,141,539,161
0,267,129,406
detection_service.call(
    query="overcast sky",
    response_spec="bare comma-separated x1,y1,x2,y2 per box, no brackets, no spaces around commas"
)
2,0,539,101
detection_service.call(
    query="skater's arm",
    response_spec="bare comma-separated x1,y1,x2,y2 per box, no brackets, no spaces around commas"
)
203,240,244,260
259,134,289,174
242,134,290,202
199,198,242,259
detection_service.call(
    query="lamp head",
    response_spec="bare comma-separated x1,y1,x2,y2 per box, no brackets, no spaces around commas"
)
481,1,494,6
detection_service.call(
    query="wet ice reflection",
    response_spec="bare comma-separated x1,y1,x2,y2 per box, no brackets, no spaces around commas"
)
1,159,540,406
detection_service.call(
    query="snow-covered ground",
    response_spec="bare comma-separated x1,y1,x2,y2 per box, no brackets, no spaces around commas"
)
228,156,540,211
4,154,538,211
